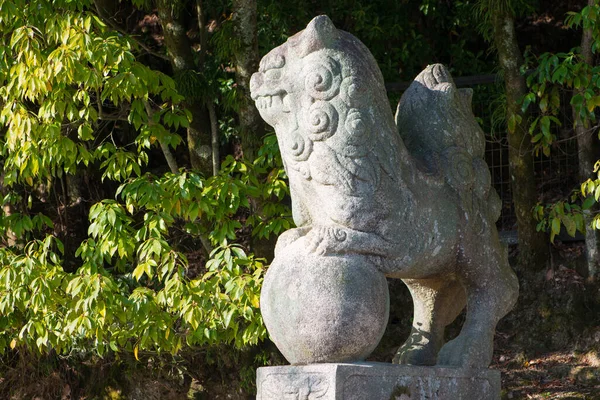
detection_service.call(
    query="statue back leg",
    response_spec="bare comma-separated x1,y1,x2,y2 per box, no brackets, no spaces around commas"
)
437,235,518,368
393,276,466,365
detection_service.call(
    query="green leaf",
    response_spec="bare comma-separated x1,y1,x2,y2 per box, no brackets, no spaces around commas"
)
222,308,235,328
571,93,584,106
540,116,551,139
583,195,596,210
133,264,145,281
539,95,548,112
521,93,536,113
560,215,576,237
551,217,561,236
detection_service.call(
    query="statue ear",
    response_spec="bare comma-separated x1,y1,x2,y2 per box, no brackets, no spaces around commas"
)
294,15,338,57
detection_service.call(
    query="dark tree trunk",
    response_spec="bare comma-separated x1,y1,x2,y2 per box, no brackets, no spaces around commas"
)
574,0,600,280
232,0,265,161
155,0,213,257
492,13,549,271
208,102,220,176
62,174,89,272
157,0,213,177
231,0,275,259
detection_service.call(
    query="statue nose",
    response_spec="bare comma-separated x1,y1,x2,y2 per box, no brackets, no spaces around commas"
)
250,73,263,99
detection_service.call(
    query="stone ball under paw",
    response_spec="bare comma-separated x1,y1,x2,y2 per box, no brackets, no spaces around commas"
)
260,243,389,364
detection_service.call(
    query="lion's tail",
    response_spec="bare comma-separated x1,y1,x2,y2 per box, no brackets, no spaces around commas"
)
395,64,501,223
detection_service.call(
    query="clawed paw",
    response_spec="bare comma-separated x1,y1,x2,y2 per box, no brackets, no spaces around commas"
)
393,345,437,366
305,226,348,255
274,227,310,257
393,331,439,366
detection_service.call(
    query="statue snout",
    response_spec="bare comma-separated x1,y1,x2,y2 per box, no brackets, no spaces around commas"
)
250,72,263,100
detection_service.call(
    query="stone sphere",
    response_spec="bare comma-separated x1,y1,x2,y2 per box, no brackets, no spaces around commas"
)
260,243,389,364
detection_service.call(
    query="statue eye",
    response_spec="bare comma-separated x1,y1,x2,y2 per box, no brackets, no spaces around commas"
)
265,69,282,81
270,54,285,69
261,54,285,71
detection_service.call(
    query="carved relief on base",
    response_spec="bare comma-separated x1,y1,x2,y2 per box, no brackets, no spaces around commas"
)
259,373,329,400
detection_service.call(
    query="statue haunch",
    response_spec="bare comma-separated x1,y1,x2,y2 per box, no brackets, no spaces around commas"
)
251,15,518,369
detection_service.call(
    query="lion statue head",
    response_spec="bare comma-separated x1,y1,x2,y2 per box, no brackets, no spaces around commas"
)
250,16,400,187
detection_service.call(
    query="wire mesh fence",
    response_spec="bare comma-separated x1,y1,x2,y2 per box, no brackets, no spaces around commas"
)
476,86,580,232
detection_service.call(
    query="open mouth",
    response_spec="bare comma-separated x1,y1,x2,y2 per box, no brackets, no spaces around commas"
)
255,93,289,111
255,94,275,109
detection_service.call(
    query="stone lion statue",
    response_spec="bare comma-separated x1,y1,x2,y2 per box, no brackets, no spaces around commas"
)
250,15,518,369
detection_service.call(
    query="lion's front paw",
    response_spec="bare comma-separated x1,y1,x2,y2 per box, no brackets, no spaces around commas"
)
393,330,439,366
305,226,348,255
274,227,311,257
393,344,437,366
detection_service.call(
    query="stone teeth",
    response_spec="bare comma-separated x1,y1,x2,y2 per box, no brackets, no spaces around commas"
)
257,95,281,109
282,94,290,112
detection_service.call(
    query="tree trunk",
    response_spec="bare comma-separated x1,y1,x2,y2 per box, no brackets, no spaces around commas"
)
195,0,207,66
574,0,600,280
492,13,549,271
157,0,212,177
1,199,16,247
207,101,220,176
64,174,88,271
232,0,265,161
231,0,275,259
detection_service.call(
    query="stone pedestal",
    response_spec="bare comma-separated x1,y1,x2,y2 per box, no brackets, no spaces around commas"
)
256,363,500,400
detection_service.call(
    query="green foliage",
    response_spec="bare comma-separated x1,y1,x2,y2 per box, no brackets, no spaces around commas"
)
0,1,185,190
534,196,587,243
523,50,596,156
0,0,293,362
0,234,266,356
523,2,600,154
0,133,290,357
257,0,492,82
525,2,600,237
581,161,600,230
566,3,600,48
474,0,537,42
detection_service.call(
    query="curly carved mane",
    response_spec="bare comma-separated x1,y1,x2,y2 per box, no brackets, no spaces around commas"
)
251,16,405,195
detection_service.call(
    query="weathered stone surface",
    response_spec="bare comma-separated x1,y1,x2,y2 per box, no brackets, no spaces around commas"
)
250,15,518,368
261,240,389,364
256,363,501,400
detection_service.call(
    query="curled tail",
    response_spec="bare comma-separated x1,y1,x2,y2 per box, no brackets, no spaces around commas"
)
395,64,501,225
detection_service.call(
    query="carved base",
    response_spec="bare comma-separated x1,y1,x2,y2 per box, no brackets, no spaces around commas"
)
256,363,500,400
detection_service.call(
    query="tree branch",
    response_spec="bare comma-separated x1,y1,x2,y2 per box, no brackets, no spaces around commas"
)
98,113,129,122
93,0,169,61
144,101,179,174
96,88,129,121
